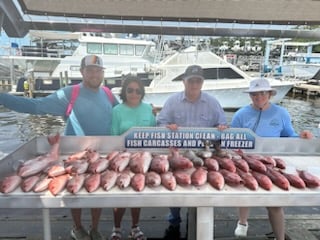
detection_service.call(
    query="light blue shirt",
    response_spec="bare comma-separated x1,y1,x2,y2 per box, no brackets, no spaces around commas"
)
231,103,298,137
111,102,156,135
156,91,227,127
0,83,118,136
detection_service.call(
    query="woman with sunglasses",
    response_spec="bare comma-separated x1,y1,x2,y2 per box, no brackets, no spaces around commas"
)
231,78,313,240
110,75,156,240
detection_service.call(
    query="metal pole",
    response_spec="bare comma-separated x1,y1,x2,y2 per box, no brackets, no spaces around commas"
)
42,208,52,240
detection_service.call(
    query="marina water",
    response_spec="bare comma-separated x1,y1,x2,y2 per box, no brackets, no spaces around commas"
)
0,96,319,156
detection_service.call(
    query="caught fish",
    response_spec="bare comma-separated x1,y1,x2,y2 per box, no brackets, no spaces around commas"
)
168,148,193,170
234,149,268,173
297,170,320,188
212,156,236,173
87,157,109,173
129,151,152,174
0,174,22,193
48,174,70,196
212,140,230,158
251,171,273,191
173,170,192,186
100,170,118,191
196,140,214,159
66,174,86,194
240,154,267,173
280,171,306,189
65,160,89,175
207,171,225,190
47,164,66,177
21,174,41,192
131,173,146,192
116,170,132,189
273,157,286,169
84,173,101,193
191,167,208,187
44,133,61,162
86,149,101,163
18,159,50,178
265,167,290,190
33,175,52,193
236,168,258,190
106,151,120,161
149,154,170,174
145,171,162,188
18,133,61,178
184,150,204,167
161,172,177,191
66,149,88,162
219,169,242,186
233,158,250,173
109,151,131,172
204,158,219,171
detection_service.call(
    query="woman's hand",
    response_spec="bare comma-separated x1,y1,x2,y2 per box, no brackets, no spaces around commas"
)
166,124,178,131
299,130,313,139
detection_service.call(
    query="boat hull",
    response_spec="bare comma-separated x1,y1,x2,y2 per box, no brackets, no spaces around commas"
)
141,82,293,110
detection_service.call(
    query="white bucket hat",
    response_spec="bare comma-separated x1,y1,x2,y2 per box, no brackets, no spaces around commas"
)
244,78,277,96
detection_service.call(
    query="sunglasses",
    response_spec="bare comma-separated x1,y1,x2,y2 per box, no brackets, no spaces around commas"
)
249,91,270,97
126,87,142,95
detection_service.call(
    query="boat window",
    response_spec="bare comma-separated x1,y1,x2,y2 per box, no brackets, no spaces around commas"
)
172,68,245,81
135,45,146,56
103,43,118,55
119,44,134,56
87,43,102,54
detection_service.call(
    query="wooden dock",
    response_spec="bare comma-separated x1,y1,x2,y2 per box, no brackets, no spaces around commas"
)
292,82,320,100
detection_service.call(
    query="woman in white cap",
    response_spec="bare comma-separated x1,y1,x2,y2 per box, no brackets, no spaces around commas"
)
231,78,313,240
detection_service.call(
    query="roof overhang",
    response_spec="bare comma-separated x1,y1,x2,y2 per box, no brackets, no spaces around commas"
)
1,0,320,38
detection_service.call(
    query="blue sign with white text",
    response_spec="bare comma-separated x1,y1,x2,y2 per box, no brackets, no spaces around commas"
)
124,127,255,149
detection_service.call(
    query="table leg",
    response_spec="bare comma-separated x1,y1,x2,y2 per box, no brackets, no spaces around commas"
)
187,207,196,240
42,208,51,240
197,207,214,240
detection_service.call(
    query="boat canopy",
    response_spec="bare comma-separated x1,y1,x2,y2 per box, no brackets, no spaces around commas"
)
2,0,320,38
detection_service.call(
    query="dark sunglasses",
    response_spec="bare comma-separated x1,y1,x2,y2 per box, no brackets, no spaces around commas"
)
126,87,142,95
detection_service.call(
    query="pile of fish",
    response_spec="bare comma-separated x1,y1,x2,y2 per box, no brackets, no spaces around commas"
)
0,134,320,196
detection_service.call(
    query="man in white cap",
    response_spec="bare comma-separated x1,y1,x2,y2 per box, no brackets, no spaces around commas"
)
231,78,313,240
0,55,118,240
157,65,228,239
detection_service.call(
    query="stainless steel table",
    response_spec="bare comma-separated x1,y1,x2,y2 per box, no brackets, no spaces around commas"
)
0,130,319,240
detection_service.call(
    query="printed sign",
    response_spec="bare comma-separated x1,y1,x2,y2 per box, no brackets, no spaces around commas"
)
124,127,255,149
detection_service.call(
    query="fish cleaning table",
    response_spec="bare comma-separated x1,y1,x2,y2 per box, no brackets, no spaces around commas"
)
0,128,319,240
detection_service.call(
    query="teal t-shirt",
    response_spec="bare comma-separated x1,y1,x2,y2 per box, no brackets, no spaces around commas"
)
111,102,156,135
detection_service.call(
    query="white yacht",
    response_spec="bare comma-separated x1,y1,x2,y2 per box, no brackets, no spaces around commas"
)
1,31,157,92
112,46,294,110
50,32,157,88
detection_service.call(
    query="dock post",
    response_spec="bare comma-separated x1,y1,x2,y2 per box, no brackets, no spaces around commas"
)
64,70,69,86
28,74,34,98
59,72,63,88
